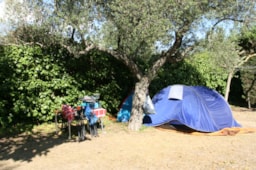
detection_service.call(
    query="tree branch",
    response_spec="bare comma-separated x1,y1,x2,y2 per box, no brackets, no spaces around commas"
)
97,46,143,80
237,53,256,68
146,31,184,82
212,17,244,31
77,41,143,80
206,17,244,40
4,41,44,48
78,43,95,55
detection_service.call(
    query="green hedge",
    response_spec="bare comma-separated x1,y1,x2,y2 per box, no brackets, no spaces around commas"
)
150,52,227,95
0,45,135,127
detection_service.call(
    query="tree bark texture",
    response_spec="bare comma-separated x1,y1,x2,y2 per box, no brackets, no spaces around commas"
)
247,95,251,109
128,77,149,131
225,71,234,101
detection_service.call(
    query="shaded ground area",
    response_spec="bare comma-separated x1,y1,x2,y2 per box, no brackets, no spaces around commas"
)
0,107,256,170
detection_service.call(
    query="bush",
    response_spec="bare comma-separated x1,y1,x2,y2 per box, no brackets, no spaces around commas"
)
0,45,135,127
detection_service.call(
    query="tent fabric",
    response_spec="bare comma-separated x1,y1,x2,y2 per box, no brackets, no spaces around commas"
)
117,93,133,122
117,93,156,122
143,95,156,114
168,84,183,100
143,85,241,132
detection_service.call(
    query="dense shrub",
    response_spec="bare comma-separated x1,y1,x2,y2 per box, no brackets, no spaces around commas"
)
240,57,256,108
0,45,135,127
150,52,227,96
0,43,245,127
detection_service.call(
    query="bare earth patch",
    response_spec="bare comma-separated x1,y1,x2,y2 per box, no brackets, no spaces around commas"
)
0,107,256,170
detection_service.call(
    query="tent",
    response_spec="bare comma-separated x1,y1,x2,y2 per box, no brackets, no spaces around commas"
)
143,85,241,132
117,92,155,122
117,92,134,122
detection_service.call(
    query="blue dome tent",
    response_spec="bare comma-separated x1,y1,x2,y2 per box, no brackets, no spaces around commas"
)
143,85,241,132
117,92,134,122
117,92,155,122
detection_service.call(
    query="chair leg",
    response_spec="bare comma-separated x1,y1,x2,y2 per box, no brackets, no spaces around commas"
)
68,121,71,140
89,124,93,137
77,120,85,141
93,124,98,137
81,122,86,140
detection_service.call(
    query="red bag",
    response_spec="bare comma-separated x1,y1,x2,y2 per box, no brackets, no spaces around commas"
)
61,105,75,122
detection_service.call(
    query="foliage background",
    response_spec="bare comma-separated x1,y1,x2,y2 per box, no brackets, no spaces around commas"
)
0,44,135,127
1,27,256,129
0,41,254,128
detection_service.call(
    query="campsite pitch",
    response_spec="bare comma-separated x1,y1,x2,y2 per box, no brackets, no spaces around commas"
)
0,107,256,170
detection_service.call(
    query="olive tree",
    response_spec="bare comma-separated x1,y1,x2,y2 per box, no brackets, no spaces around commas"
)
205,27,256,102
238,27,256,108
96,0,256,130
2,0,256,130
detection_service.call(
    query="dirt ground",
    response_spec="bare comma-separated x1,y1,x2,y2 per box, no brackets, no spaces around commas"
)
0,107,256,170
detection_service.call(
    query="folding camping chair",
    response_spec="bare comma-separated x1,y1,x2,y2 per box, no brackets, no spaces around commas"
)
81,93,107,136
84,102,99,137
55,104,87,141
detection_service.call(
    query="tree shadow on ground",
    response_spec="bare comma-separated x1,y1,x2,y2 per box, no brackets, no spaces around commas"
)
0,129,80,163
0,132,62,162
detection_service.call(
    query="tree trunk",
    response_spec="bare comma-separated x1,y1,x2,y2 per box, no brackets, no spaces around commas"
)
128,77,149,131
247,94,251,109
225,71,234,101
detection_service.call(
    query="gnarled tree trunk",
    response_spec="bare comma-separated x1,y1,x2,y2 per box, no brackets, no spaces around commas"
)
128,77,149,131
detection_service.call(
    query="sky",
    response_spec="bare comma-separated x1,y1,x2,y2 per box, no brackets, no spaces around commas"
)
0,0,238,40
0,0,8,34
0,0,27,35
0,0,6,19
